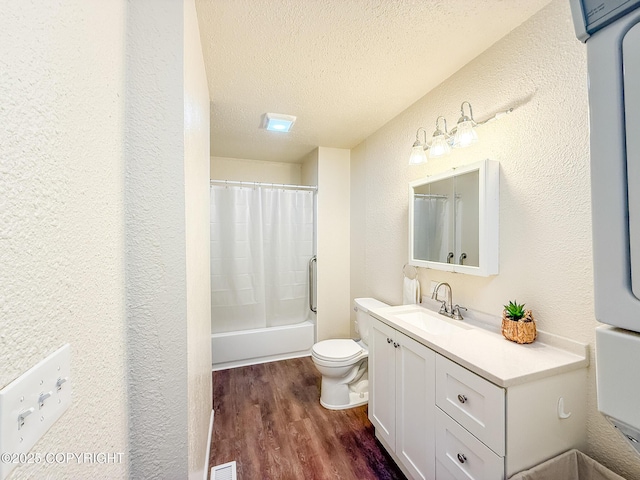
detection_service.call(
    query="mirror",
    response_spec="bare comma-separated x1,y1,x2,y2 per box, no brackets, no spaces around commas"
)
409,159,499,276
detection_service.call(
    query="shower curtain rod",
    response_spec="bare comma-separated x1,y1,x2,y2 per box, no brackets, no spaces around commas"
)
414,193,448,199
210,179,317,191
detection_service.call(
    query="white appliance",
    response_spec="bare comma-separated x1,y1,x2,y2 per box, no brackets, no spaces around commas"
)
571,0,640,454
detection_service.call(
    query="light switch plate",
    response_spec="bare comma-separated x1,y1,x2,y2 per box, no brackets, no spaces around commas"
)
0,344,71,479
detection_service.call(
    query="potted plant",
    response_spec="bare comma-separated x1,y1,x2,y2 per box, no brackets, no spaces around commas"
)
501,300,536,344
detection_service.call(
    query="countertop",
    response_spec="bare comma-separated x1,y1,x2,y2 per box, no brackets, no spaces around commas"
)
369,303,589,388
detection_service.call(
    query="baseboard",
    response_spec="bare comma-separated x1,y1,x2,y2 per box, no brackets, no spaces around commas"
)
204,409,214,480
212,351,311,371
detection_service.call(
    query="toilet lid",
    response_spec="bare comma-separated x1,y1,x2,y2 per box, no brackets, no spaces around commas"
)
312,339,363,362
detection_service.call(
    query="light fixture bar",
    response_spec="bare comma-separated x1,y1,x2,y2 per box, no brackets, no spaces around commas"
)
408,102,516,164
476,107,514,125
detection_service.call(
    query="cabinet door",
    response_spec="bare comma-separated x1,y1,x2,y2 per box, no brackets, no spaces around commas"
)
396,332,436,480
369,318,397,449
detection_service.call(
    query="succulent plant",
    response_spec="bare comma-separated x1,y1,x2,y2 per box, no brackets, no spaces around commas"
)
504,300,526,321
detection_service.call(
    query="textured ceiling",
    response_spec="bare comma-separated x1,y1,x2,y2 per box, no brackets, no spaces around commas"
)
196,0,552,163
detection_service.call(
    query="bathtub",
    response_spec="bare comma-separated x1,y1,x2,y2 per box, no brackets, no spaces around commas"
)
211,320,315,371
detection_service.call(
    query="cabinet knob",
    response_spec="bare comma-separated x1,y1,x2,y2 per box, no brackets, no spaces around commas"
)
457,394,467,404
457,453,467,464
387,337,392,344
393,342,400,348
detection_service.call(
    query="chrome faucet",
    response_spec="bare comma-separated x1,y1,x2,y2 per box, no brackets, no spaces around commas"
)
432,282,452,315
431,282,466,320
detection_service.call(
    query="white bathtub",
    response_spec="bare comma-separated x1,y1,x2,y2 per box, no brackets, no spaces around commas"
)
211,320,315,371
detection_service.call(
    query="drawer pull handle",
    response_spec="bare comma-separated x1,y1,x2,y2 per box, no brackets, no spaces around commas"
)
387,338,392,344
457,453,467,464
457,394,467,404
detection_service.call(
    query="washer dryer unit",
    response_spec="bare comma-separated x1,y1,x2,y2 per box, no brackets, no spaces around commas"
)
571,0,640,455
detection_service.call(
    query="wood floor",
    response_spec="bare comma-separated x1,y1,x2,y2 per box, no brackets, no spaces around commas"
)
210,356,406,480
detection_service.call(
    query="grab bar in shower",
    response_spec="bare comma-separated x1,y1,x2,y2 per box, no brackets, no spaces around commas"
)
308,255,317,313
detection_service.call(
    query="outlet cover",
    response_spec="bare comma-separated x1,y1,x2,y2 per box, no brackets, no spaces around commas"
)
0,344,71,479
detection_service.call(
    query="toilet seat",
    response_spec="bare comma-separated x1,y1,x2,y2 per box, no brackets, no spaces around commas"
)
312,339,367,366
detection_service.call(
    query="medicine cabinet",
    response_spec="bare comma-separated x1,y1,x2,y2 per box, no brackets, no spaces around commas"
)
408,159,499,276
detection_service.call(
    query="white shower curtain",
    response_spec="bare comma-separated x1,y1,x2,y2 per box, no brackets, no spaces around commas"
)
210,184,314,334
413,196,450,262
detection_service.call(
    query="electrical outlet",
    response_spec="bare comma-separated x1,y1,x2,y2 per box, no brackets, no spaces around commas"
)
0,344,71,479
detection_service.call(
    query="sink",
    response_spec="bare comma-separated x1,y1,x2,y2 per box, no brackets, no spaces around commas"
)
393,309,468,336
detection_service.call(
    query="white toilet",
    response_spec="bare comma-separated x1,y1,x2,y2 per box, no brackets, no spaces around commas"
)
311,297,389,410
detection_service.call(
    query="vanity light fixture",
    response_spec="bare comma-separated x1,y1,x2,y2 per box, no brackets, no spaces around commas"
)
263,113,297,132
452,101,479,148
409,128,429,165
408,101,513,164
429,116,451,158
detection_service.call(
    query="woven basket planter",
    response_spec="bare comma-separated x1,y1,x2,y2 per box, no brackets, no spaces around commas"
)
501,309,536,344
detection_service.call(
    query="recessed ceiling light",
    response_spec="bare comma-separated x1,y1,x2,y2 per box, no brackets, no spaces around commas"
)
263,113,296,132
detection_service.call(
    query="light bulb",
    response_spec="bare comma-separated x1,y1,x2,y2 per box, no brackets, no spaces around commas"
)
453,120,478,148
409,144,428,165
429,135,451,158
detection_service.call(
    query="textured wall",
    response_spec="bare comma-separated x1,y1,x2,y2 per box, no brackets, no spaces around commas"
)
184,0,213,477
351,0,640,477
317,148,351,341
125,1,188,478
301,149,319,186
0,1,129,478
211,156,302,184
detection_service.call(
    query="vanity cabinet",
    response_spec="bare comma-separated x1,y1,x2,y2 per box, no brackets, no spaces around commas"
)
435,356,506,479
434,355,587,479
369,316,588,480
369,318,436,480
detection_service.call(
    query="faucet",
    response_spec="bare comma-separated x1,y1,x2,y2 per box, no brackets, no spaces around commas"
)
431,282,466,320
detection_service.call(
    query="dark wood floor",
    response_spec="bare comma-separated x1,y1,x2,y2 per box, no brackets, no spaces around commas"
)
210,356,406,480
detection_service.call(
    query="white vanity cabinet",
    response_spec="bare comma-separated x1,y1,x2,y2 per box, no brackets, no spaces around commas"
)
369,317,436,480
435,355,506,479
368,309,588,480
434,354,587,479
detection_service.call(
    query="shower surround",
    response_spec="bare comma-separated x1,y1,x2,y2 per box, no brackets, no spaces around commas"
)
210,182,316,369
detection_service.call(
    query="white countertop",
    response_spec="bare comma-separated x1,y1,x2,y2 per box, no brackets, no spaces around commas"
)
369,303,589,388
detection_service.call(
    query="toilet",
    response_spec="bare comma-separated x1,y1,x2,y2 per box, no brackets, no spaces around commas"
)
311,297,389,410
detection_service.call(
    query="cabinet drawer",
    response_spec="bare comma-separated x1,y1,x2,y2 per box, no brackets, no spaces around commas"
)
436,408,504,480
436,355,505,455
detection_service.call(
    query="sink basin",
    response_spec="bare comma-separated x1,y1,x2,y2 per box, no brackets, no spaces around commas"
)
393,309,467,336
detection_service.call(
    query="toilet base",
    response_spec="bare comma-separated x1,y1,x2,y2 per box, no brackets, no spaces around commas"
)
320,391,369,411
319,374,369,410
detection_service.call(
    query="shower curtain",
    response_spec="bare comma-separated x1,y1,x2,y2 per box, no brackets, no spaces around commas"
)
210,184,315,334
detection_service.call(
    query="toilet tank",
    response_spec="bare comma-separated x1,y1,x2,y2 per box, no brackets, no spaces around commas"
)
354,298,389,346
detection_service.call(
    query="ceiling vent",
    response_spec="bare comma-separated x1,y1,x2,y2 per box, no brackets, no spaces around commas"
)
263,113,296,132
